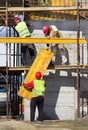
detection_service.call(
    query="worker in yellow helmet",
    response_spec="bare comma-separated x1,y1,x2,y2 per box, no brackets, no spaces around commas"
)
14,16,36,66
23,71,46,122
42,25,67,65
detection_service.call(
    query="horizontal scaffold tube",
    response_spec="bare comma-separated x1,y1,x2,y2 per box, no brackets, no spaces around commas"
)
7,65,88,71
0,37,86,44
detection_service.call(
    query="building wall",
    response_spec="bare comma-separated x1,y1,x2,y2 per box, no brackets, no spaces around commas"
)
24,20,88,120
44,76,77,120
24,76,77,121
0,20,88,120
24,74,88,120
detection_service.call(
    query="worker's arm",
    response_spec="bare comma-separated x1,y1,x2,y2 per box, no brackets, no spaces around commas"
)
52,31,58,37
23,81,34,89
26,21,33,27
23,81,34,91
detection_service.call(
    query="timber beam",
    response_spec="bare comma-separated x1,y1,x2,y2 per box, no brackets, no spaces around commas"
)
10,65,88,70
0,65,88,75
1,65,88,71
0,37,86,44
6,6,88,12
8,65,88,71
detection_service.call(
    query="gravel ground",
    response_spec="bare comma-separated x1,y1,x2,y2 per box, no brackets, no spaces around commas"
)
0,117,88,130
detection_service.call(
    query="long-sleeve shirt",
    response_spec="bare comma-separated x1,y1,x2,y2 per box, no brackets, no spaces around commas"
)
24,81,34,89
24,80,46,89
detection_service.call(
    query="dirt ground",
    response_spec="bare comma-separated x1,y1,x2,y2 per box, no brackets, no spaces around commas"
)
0,117,88,130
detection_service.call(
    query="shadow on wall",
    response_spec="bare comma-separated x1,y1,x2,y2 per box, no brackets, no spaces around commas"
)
80,91,88,117
22,44,37,66
44,76,60,120
43,69,77,120
25,44,69,67
54,45,69,65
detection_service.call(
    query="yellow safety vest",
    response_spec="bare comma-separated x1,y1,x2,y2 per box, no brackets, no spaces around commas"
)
32,79,45,98
15,21,31,37
40,0,49,6
51,31,62,38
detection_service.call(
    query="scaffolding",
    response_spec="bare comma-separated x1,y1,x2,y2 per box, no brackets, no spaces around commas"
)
0,0,88,119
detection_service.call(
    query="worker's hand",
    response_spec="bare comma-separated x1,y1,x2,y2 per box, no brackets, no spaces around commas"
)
22,82,25,86
47,35,52,38
52,31,58,37
24,85,32,92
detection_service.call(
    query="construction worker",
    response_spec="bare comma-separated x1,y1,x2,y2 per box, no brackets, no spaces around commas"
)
14,16,36,66
42,25,67,65
23,71,46,122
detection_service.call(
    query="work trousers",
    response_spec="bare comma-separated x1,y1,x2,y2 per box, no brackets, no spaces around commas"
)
21,44,35,66
30,96,44,122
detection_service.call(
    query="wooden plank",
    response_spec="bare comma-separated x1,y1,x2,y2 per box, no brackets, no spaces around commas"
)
6,6,88,12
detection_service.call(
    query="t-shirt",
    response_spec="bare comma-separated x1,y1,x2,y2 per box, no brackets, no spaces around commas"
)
50,25,58,32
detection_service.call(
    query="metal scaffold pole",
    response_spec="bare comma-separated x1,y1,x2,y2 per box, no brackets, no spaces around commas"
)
77,2,80,118
6,0,9,118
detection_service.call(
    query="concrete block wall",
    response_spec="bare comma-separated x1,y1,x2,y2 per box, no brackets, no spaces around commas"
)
32,30,85,65
24,74,88,121
24,29,87,121
0,21,87,120
24,75,77,121
44,76,77,120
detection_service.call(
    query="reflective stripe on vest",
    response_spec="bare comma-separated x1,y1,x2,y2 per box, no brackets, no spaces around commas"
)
15,21,31,37
32,80,45,98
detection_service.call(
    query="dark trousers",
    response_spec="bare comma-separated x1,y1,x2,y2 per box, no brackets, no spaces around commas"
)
30,96,44,122
21,45,35,65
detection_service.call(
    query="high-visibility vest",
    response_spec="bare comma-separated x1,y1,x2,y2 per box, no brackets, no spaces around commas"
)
15,21,31,37
32,79,45,98
40,0,49,6
51,31,62,38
